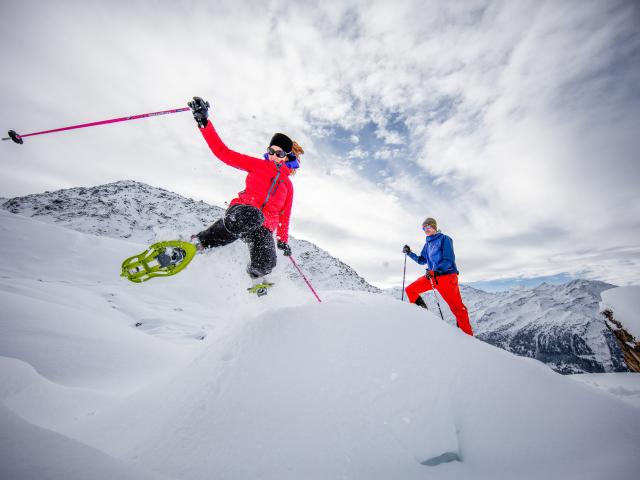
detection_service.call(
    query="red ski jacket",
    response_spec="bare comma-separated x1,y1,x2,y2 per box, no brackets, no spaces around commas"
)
199,121,294,243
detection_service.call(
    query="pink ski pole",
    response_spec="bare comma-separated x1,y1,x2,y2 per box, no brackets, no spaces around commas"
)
3,106,191,144
288,256,322,303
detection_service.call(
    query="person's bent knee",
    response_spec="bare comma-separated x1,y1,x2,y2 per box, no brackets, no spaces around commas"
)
224,205,265,238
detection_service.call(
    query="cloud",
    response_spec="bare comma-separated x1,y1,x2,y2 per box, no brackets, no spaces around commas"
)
346,147,367,159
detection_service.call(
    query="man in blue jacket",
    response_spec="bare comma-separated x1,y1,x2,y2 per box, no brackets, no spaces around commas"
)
403,217,473,336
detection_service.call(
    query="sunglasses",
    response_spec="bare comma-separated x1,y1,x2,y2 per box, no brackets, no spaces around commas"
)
423,225,435,231
267,147,288,158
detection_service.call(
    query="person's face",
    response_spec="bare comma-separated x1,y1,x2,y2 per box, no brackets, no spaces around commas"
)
268,146,287,164
423,224,436,236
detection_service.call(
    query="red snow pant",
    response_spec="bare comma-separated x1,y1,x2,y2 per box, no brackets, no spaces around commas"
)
405,273,474,336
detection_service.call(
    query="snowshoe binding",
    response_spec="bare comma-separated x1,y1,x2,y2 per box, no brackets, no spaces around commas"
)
190,234,205,252
247,279,275,297
121,240,197,283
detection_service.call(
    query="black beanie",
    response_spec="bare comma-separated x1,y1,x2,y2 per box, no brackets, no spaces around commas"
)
269,133,293,153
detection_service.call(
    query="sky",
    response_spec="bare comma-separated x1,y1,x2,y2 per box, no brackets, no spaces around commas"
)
0,0,639,290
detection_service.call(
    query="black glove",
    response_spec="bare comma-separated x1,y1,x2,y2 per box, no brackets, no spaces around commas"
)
188,96,210,128
402,245,411,254
277,240,292,256
425,271,432,279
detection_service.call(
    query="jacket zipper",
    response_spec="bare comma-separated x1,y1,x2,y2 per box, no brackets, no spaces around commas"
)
260,164,281,211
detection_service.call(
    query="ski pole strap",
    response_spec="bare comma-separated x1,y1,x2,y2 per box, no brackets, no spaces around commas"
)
288,255,322,303
260,165,281,210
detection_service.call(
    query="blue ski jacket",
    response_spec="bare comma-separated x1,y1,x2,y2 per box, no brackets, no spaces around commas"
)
407,232,459,275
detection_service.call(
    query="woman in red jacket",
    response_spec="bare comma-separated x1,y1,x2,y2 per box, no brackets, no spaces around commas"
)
188,97,303,283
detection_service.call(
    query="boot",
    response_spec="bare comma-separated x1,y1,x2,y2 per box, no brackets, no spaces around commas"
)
414,296,428,309
190,234,205,252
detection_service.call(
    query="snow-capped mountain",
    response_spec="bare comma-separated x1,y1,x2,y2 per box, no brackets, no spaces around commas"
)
1,180,226,242
387,280,625,374
2,181,625,374
467,281,626,374
1,180,380,294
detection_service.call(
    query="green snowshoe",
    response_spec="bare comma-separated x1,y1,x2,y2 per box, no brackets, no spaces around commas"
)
121,240,197,283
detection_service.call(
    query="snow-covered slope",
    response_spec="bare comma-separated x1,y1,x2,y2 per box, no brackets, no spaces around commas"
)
570,373,640,409
1,209,639,479
1,180,379,293
1,181,626,374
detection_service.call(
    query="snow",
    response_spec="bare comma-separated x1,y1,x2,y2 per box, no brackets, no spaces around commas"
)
601,286,640,339
570,373,640,409
1,209,640,479
0,358,172,480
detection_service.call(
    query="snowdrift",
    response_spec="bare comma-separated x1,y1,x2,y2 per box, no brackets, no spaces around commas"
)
1,210,639,479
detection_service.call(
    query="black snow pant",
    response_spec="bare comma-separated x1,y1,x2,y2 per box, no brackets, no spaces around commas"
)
196,204,277,279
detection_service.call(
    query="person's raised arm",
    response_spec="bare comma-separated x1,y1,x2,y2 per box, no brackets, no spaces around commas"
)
189,96,259,172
